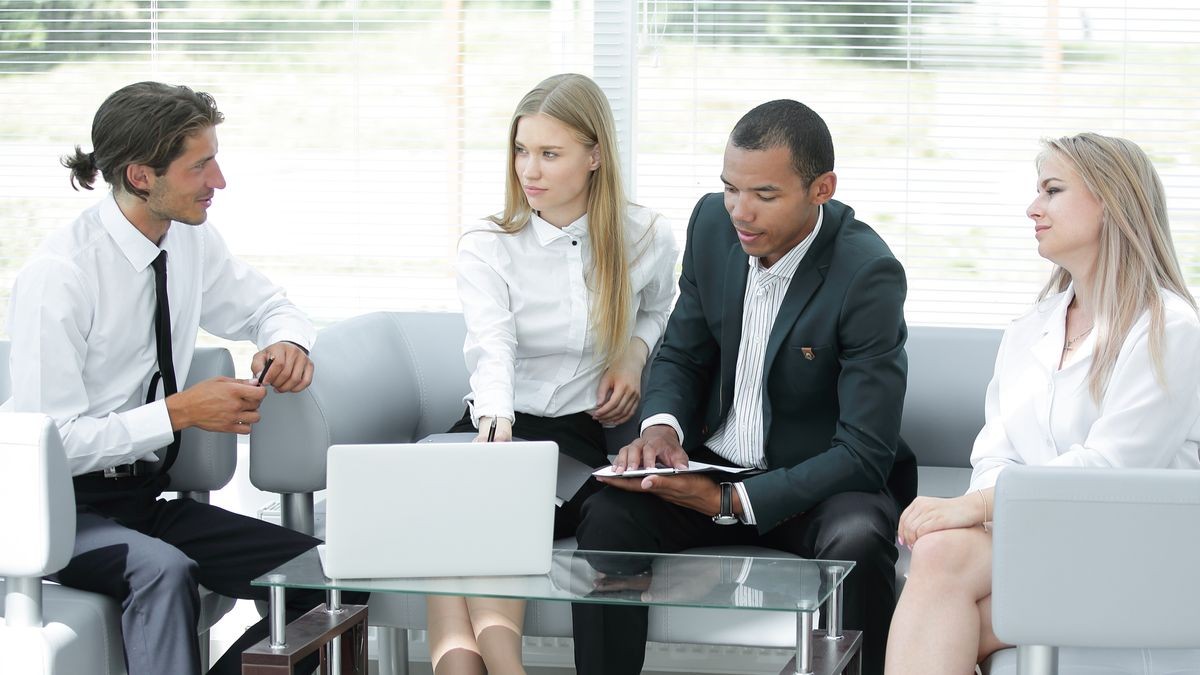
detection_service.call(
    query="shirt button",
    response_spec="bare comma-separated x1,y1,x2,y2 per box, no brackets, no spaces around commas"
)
572,240,578,246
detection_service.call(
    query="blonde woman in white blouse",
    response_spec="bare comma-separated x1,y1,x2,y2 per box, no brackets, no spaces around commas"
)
885,133,1200,675
427,74,678,675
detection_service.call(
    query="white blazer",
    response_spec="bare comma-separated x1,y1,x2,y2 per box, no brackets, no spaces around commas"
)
969,286,1200,491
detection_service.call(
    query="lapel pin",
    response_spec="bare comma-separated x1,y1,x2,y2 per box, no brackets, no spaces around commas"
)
802,347,815,360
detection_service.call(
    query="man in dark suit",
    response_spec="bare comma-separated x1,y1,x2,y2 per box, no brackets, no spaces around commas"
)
572,100,916,675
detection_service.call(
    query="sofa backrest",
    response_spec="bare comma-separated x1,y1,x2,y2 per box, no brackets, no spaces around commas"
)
901,325,1002,469
251,312,472,494
247,314,1004,493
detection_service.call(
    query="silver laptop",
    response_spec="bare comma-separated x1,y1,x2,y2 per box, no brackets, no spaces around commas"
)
321,441,559,579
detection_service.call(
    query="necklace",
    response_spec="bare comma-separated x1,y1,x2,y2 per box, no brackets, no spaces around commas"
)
1063,325,1094,351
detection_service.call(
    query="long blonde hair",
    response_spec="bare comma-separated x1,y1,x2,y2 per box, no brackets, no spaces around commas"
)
1037,132,1195,401
488,73,632,366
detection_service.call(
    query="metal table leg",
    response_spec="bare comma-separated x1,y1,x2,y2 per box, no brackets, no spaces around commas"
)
796,611,815,674
269,577,287,649
328,589,343,675
824,565,844,640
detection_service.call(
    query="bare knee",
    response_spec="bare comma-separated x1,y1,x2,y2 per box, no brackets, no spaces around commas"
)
907,528,990,589
476,624,526,675
433,647,485,675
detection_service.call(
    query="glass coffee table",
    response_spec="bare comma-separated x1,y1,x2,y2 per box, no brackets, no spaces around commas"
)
244,547,860,675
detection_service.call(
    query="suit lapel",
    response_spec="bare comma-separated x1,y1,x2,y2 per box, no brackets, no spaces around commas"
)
762,212,841,373
763,258,829,372
720,242,749,414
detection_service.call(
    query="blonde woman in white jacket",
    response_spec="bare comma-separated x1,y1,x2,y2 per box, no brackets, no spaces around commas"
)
885,133,1200,675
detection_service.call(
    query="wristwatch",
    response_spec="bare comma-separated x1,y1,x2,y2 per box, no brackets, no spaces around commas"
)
712,481,739,525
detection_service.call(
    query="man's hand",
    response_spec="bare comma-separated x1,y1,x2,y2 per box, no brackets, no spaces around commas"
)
252,341,313,393
592,339,648,426
474,416,513,443
166,376,267,434
613,424,689,472
597,472,734,517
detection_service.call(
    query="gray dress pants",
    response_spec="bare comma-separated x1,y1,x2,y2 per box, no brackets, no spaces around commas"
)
56,476,331,675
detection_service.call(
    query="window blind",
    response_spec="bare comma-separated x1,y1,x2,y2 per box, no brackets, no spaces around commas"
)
632,0,1200,326
0,0,615,352
2,0,1198,346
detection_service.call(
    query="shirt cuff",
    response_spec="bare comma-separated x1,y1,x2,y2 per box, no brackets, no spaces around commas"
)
257,328,315,353
641,413,683,445
466,397,514,428
734,482,756,526
123,399,177,459
967,465,1004,493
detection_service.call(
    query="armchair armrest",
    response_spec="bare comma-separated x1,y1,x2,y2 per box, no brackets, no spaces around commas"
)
992,466,1200,671
168,347,237,495
1,413,74,627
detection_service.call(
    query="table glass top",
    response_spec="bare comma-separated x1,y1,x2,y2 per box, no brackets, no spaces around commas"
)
252,548,853,613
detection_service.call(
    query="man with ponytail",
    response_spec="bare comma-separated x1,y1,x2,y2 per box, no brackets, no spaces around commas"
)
5,81,339,675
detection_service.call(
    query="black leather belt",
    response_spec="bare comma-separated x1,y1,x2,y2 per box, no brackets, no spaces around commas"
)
82,461,151,480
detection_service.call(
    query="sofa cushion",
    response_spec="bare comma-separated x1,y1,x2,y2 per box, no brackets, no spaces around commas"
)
0,579,237,675
0,579,125,675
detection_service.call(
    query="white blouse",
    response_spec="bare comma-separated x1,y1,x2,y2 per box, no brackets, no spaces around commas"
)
969,286,1200,491
456,205,678,425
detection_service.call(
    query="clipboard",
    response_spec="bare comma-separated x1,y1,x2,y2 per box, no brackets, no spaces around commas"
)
591,460,759,479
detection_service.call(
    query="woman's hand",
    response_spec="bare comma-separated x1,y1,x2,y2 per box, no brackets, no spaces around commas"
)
593,339,649,426
474,416,512,443
897,490,990,547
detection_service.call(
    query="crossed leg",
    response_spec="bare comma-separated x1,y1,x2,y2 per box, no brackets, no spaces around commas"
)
884,526,1010,675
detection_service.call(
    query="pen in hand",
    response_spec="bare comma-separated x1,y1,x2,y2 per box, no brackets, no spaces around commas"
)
256,357,275,387
487,418,497,442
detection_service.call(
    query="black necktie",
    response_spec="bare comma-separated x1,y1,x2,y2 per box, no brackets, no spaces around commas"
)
148,250,182,475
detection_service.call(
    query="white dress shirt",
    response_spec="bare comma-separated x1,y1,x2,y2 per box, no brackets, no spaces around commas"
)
456,204,678,425
4,193,315,476
968,286,1200,492
643,206,824,524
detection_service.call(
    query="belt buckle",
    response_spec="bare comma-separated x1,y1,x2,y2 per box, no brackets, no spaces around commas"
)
102,464,137,479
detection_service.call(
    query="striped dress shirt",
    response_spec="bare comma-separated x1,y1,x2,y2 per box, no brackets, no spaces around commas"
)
644,206,823,525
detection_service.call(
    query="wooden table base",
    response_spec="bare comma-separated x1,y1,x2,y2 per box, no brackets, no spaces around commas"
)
242,603,368,674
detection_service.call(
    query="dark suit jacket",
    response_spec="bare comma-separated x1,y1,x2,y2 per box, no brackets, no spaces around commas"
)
643,193,916,533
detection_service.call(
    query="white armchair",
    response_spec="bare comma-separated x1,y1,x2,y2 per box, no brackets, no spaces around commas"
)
987,466,1200,675
0,343,240,674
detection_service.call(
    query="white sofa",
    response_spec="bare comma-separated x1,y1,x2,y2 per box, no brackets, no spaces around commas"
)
0,342,240,674
248,311,1200,675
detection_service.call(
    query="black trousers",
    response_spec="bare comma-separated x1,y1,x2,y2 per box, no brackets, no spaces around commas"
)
571,474,900,675
448,408,607,539
59,476,365,675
